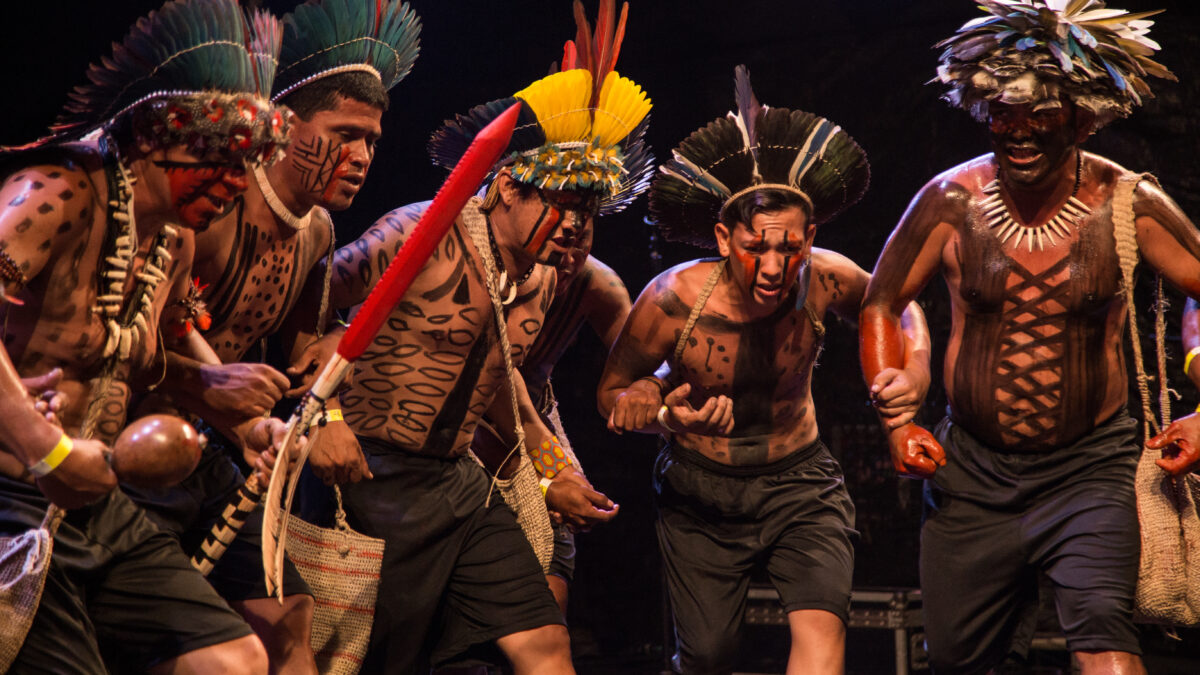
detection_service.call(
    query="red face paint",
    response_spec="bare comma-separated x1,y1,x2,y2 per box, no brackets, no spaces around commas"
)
522,200,563,258
320,145,355,204
156,160,243,228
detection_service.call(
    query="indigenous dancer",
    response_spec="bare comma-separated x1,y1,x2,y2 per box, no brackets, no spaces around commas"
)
0,0,290,671
859,2,1198,672
128,2,420,671
311,2,651,669
598,66,929,675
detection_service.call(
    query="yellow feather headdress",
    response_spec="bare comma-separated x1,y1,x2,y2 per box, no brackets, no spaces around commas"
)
428,0,652,215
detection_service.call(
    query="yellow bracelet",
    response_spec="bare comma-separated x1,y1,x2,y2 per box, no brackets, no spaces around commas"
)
539,476,553,497
1186,347,1200,376
309,408,344,428
29,433,73,478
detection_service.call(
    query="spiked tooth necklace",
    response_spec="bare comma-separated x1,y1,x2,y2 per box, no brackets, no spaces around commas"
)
981,153,1090,252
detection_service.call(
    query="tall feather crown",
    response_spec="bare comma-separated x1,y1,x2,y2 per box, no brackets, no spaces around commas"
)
650,66,869,248
273,0,421,100
51,0,289,163
428,0,652,215
935,0,1176,129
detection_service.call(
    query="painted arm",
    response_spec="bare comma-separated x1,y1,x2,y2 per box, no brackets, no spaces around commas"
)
861,180,964,478
0,161,117,506
483,369,618,530
597,270,733,436
1132,181,1200,475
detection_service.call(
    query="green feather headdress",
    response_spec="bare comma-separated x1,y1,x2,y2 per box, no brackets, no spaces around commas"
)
427,0,652,216
273,0,421,100
650,65,869,249
50,0,289,164
935,0,1176,129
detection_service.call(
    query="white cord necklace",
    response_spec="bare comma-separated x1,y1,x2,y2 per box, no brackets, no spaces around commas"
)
255,163,314,231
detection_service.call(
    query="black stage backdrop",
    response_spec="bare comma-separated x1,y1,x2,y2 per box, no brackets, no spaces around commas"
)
5,1,1199,669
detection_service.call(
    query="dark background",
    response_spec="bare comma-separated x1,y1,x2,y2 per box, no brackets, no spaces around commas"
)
6,1,1200,671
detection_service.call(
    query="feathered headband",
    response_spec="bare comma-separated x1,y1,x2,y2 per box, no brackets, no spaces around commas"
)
650,66,870,249
51,0,289,164
935,0,1176,129
427,0,652,216
273,0,421,100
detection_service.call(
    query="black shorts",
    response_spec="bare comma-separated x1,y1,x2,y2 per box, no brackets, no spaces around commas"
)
0,476,252,673
340,437,564,673
124,437,312,602
921,414,1141,674
654,439,857,672
547,523,576,582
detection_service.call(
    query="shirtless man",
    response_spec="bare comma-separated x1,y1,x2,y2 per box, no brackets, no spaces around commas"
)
859,3,1198,672
598,68,928,675
0,0,290,671
309,24,651,666
130,3,420,670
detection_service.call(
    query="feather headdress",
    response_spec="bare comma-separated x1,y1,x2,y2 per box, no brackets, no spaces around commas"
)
935,0,1176,129
428,0,652,215
50,0,289,164
650,66,869,248
273,0,421,100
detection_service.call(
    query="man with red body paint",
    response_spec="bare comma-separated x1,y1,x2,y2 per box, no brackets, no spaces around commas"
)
860,2,1200,673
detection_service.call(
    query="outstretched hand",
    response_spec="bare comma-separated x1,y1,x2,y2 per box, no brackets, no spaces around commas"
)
545,465,619,532
661,383,734,436
1147,413,1200,476
887,424,946,479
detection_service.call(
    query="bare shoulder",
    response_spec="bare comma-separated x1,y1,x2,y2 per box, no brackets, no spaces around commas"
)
0,145,104,229
583,256,629,297
809,247,870,308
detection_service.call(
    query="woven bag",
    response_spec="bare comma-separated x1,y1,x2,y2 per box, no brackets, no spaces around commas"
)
492,452,554,573
0,506,63,672
283,487,384,675
1112,172,1200,625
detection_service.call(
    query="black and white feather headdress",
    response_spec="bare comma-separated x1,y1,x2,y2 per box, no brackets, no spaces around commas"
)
650,66,869,248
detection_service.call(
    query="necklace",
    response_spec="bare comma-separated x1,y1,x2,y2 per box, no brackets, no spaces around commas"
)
981,152,1090,252
255,163,314,230
92,138,177,360
485,218,535,305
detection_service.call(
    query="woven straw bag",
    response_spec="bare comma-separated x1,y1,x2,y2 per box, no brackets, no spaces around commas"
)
0,506,63,672
283,487,383,675
491,452,554,573
1113,172,1200,625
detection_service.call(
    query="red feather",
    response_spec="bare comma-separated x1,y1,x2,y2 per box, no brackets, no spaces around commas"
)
601,3,628,87
562,40,578,71
572,0,593,75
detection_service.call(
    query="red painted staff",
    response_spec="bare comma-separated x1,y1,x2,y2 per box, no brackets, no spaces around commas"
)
189,103,522,594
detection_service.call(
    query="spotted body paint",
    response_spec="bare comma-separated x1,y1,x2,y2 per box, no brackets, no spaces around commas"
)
0,144,198,444
192,185,332,362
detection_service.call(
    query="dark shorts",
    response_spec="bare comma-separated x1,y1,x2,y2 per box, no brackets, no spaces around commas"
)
654,439,857,673
0,475,252,673
340,437,564,673
123,436,311,602
921,414,1141,674
548,523,576,582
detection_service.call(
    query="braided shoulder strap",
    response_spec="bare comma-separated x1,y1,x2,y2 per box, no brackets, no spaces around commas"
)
1114,172,1169,440
673,260,726,364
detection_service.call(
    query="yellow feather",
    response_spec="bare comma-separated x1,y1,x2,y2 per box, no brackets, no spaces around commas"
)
592,71,652,146
514,70,593,144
